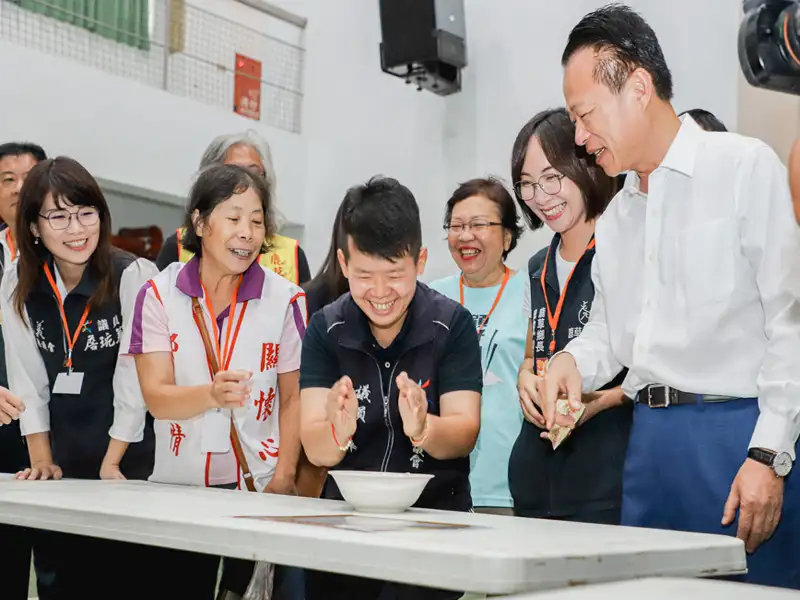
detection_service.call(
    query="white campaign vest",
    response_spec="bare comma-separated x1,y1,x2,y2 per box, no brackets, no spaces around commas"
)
147,262,301,491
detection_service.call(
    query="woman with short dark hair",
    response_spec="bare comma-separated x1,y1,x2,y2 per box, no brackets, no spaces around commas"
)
155,130,312,285
0,155,159,598
128,163,306,598
429,176,527,514
508,108,632,525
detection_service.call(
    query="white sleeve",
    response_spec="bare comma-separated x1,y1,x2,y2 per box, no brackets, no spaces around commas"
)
561,256,625,392
109,258,158,443
1,268,51,435
737,144,800,458
277,288,306,374
523,274,531,317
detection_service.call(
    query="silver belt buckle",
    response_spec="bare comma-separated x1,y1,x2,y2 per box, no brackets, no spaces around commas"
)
646,384,671,408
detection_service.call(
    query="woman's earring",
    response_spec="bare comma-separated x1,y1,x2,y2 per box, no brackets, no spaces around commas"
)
34,237,39,245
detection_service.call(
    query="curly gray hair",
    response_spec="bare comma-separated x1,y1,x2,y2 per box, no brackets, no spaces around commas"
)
198,129,277,190
197,129,286,228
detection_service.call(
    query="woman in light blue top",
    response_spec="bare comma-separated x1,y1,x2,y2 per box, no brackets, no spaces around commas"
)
429,177,527,514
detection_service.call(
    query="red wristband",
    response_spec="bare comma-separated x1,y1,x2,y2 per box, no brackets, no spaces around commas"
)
331,422,352,452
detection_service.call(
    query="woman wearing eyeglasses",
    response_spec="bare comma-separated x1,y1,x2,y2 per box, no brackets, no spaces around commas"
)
429,177,527,514
507,108,632,525
0,156,161,598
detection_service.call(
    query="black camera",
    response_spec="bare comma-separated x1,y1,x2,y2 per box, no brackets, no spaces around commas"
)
739,0,800,94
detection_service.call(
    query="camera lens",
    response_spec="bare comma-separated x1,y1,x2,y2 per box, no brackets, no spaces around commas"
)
739,1,800,94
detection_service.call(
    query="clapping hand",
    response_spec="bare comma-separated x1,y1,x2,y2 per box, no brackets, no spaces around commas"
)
326,376,358,445
396,372,428,440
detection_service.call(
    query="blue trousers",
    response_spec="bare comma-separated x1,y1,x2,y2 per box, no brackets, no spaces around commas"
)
622,398,800,589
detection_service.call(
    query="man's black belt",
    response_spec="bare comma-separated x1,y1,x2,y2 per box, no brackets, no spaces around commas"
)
637,384,737,408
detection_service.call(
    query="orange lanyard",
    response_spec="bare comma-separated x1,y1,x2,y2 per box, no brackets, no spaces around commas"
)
540,239,596,355
198,277,248,371
43,263,90,370
459,266,510,335
6,230,15,261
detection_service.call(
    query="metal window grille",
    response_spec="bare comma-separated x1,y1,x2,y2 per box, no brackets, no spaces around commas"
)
0,0,305,133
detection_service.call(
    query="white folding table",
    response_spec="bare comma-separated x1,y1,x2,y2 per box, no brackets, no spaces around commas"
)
0,478,747,595
499,577,800,599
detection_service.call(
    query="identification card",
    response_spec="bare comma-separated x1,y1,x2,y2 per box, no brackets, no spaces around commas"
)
201,408,231,453
53,372,85,395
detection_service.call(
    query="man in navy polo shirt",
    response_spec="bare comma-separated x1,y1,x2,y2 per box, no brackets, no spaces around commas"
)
299,176,482,600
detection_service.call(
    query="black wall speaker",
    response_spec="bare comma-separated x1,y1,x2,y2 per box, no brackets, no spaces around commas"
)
379,0,467,96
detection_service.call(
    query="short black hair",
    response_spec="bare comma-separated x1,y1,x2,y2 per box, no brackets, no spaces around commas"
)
0,142,47,163
340,176,422,262
562,3,673,101
181,163,276,256
679,108,728,132
444,177,524,260
511,108,617,231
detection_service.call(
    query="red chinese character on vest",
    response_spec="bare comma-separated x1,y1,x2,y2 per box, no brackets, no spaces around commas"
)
170,333,179,353
254,388,275,422
258,438,279,460
270,254,285,276
261,343,280,371
170,423,186,456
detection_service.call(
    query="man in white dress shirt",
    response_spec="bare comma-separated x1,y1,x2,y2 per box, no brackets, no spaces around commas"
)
538,5,800,589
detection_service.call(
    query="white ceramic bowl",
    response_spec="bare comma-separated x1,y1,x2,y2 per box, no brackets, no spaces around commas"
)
329,470,434,514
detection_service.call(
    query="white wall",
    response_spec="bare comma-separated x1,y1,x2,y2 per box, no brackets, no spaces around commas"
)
737,70,800,164
0,37,308,222
273,0,450,278
0,0,307,233
0,0,781,280
451,0,743,273
0,0,451,275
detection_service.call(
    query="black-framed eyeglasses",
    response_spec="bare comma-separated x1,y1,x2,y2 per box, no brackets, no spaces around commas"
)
444,220,503,236
514,173,565,202
39,207,100,231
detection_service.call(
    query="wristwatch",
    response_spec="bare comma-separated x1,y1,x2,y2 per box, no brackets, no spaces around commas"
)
747,448,793,477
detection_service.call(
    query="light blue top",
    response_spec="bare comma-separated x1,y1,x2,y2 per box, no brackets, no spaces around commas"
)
429,269,527,508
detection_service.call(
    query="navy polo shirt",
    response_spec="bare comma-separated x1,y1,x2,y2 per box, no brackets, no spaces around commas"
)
300,283,482,510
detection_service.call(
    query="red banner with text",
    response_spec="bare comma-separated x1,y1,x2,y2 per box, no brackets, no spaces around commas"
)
234,53,262,120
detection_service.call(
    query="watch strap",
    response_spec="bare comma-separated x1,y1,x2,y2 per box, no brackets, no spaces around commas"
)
748,447,776,468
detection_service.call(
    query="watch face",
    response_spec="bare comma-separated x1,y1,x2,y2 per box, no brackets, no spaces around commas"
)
774,453,793,477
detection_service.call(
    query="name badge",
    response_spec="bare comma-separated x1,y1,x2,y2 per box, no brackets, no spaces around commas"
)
53,372,84,395
201,408,231,453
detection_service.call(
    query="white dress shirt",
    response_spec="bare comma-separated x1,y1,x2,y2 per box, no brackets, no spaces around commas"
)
564,115,800,459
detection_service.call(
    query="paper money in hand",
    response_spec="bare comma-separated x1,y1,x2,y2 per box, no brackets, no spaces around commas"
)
546,398,586,450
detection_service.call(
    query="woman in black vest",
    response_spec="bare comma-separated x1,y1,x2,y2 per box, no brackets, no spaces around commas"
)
507,108,633,525
0,156,160,599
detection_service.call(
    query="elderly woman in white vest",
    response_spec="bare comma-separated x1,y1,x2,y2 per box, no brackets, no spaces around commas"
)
124,163,306,599
155,130,312,285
